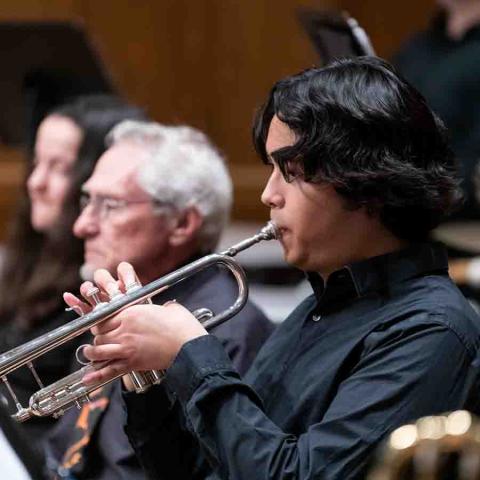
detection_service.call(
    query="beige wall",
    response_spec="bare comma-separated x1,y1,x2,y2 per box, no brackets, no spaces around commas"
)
0,0,437,238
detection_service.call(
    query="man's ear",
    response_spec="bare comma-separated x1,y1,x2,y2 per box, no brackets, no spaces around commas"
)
168,207,203,247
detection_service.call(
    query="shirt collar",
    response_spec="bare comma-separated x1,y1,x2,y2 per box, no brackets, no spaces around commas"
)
307,242,449,311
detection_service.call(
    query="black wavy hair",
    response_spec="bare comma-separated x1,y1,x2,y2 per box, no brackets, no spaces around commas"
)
253,56,462,241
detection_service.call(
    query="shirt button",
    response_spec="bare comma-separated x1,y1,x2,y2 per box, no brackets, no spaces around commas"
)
312,314,322,322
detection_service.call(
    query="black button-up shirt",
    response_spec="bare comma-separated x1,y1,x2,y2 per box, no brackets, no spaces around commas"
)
125,243,480,479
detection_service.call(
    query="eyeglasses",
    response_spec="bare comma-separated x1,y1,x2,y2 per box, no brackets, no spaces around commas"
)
79,193,153,220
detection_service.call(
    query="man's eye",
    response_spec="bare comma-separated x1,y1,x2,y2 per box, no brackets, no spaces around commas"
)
103,200,121,211
286,173,299,183
284,164,302,182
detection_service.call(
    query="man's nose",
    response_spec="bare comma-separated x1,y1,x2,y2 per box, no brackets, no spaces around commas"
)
261,173,284,209
73,207,99,239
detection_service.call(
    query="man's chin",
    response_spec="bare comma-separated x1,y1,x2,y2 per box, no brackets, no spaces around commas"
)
282,251,299,269
283,250,307,271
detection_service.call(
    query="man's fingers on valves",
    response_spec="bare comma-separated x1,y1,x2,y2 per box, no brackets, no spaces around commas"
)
117,262,140,291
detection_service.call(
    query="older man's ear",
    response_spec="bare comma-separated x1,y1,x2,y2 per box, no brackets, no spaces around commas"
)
168,207,204,247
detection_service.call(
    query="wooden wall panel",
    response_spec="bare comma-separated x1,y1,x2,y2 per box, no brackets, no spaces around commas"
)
79,2,209,125
0,0,78,21
0,0,440,239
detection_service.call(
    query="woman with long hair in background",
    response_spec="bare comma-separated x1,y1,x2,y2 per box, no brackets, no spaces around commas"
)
0,95,146,443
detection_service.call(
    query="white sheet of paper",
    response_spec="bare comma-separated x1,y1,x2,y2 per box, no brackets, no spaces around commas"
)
0,429,31,480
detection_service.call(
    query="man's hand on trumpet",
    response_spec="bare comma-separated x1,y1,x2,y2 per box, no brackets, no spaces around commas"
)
62,268,121,316
63,262,208,385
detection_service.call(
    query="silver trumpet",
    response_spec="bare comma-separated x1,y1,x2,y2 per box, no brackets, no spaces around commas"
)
0,222,278,422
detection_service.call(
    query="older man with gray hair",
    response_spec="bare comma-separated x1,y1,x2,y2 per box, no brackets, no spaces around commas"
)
45,120,273,480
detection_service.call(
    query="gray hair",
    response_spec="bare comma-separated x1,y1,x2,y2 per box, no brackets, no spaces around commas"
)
106,120,232,252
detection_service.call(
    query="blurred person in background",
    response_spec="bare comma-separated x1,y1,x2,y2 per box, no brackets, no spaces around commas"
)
0,95,146,444
394,0,480,298
45,120,273,480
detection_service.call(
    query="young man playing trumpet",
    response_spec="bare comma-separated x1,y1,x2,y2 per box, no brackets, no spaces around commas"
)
72,57,480,479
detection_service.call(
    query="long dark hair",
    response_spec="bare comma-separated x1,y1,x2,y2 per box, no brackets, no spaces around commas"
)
253,56,462,241
0,95,147,328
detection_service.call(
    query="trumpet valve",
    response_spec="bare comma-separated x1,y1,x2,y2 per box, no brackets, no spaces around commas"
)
74,395,91,409
86,287,109,311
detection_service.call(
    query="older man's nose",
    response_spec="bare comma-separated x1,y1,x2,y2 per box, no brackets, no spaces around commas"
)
73,208,99,239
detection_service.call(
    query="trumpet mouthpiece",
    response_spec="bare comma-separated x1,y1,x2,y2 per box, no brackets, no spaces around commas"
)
261,221,279,240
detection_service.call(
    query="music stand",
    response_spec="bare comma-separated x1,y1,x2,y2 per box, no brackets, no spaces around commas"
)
297,8,376,64
0,21,115,148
